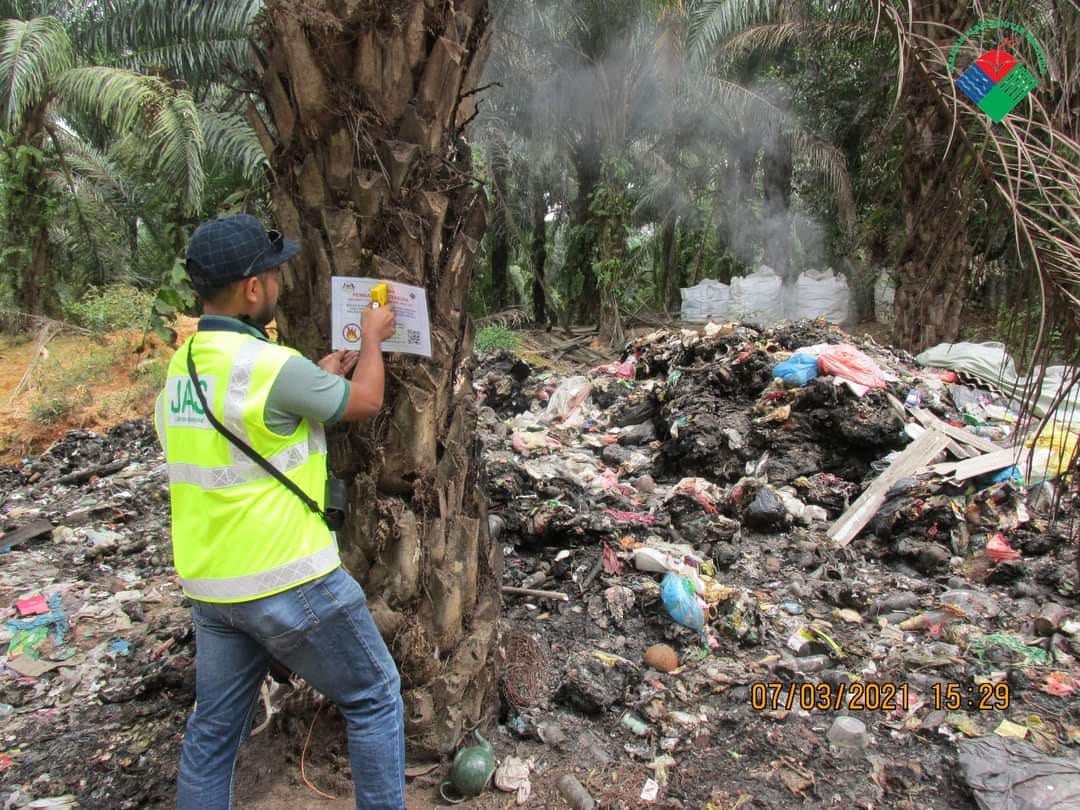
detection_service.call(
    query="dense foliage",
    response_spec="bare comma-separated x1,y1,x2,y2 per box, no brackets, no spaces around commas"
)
0,1,1075,384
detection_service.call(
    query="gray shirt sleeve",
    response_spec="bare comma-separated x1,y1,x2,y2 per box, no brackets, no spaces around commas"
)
264,356,350,436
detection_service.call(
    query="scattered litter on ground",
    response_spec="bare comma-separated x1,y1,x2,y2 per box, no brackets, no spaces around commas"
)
477,318,1079,809
3,317,1078,808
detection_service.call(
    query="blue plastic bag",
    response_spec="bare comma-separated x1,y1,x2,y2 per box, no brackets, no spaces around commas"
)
773,354,819,386
661,572,704,632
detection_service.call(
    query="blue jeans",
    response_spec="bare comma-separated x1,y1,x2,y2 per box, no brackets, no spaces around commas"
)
176,566,405,809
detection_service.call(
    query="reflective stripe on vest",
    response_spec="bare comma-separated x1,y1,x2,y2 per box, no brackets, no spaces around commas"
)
167,427,327,489
163,331,338,603
179,543,340,601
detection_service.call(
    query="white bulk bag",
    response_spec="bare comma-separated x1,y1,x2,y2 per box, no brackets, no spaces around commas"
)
794,269,850,323
680,279,731,322
730,267,784,323
875,272,895,323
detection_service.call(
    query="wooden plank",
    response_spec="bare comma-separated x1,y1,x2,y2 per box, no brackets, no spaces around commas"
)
885,394,975,459
828,428,953,547
930,461,960,476
0,519,53,551
950,447,1028,482
909,407,1002,454
944,438,977,459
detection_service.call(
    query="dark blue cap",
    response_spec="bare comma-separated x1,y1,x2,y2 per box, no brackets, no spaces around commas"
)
185,214,300,290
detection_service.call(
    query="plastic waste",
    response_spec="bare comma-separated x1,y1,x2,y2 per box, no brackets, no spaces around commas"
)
1025,425,1078,483
744,487,789,530
917,342,1080,426
777,489,828,525
958,736,1080,810
22,797,77,809
986,533,1021,562
632,543,705,592
641,778,660,801
818,344,887,390
544,376,592,422
661,572,705,632
680,279,731,322
620,711,650,736
493,756,532,803
794,654,832,672
939,589,1001,619
827,716,868,750
773,354,819,386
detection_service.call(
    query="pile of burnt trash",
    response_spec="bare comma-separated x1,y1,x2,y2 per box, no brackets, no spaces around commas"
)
475,319,1080,808
0,421,193,809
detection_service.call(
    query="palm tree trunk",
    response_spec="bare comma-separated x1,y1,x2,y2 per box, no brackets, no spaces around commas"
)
661,216,679,314
18,224,48,316
488,150,510,311
892,0,977,351
259,0,499,757
566,141,602,325
530,176,548,327
6,102,50,316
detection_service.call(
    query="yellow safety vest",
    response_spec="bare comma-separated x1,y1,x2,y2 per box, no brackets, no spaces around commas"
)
155,330,339,603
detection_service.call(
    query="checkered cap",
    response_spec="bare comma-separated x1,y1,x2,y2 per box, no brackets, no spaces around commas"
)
185,214,299,289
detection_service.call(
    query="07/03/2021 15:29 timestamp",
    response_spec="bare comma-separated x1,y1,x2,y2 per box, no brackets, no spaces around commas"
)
749,681,1011,712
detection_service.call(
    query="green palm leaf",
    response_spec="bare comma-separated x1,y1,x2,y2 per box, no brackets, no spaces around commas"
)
90,0,262,86
687,0,778,63
147,91,205,214
50,129,141,214
200,109,267,185
0,16,73,131
54,65,173,132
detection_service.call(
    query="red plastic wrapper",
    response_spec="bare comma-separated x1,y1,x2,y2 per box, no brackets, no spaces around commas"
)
986,533,1022,562
818,344,887,389
14,593,49,617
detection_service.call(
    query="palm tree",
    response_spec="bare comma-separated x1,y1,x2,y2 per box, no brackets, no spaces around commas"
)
91,0,501,758
0,13,208,313
255,1,499,757
687,0,1079,366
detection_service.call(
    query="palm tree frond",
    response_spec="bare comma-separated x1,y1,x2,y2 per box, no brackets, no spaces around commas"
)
90,0,262,84
789,132,856,231
149,92,206,214
0,16,73,131
54,65,171,133
687,0,777,64
200,108,267,185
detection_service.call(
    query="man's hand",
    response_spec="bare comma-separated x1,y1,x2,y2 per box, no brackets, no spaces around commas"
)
361,303,396,344
318,349,360,377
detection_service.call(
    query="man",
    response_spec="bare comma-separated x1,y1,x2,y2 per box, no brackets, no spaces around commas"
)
153,214,404,809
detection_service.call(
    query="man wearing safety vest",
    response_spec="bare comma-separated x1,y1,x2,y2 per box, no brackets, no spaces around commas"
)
154,214,404,809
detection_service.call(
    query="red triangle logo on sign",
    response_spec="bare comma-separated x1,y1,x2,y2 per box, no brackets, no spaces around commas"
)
975,49,1018,82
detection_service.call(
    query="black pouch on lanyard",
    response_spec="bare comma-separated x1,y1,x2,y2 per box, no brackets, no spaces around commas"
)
324,479,347,530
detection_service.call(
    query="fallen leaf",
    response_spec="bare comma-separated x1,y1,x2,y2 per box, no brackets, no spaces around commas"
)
945,712,984,737
994,719,1028,739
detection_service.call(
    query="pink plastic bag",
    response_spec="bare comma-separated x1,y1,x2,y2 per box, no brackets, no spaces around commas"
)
818,344,887,389
986,533,1021,562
